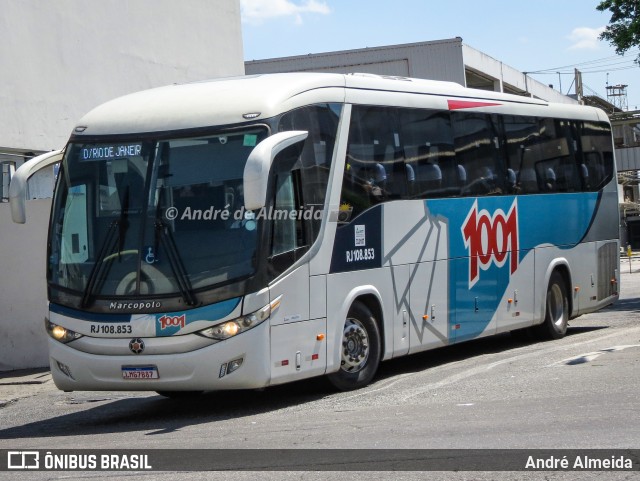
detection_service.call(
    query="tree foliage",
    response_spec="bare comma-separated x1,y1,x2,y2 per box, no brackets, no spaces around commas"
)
597,0,640,59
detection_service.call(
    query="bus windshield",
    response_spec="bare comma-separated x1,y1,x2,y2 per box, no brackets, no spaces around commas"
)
49,127,268,306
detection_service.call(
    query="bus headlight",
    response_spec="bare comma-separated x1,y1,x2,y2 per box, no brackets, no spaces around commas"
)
45,319,83,343
197,296,281,341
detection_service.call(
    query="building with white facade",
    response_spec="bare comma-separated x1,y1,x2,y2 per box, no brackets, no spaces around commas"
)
0,0,244,370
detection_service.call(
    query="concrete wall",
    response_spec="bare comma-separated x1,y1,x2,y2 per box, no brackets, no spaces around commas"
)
1,0,244,152
0,201,52,370
0,0,244,371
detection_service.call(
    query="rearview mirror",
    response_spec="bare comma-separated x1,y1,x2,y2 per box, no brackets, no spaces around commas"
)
10,149,64,224
243,131,308,211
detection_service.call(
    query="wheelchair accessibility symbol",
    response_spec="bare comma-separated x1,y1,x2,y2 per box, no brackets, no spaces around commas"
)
144,246,159,265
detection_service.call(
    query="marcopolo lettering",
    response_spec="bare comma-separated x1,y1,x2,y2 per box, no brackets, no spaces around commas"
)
109,301,162,311
462,199,519,288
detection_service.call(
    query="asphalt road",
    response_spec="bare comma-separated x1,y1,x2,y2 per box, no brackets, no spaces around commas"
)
1,261,640,481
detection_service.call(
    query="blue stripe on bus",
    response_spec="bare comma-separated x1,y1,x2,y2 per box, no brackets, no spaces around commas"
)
154,297,242,336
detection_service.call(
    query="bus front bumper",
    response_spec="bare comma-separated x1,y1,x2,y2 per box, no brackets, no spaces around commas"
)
47,321,271,392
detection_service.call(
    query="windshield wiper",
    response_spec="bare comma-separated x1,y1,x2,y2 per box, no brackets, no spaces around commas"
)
81,220,119,308
81,184,135,308
117,186,130,259
155,221,197,306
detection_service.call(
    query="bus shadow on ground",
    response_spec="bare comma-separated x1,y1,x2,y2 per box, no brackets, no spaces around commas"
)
600,295,640,312
0,383,332,440
374,324,609,383
0,322,610,441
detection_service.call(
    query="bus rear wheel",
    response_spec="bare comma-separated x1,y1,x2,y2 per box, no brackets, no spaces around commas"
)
534,271,569,340
328,301,381,391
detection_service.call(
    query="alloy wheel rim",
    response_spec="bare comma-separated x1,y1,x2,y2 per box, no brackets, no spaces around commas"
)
340,318,369,373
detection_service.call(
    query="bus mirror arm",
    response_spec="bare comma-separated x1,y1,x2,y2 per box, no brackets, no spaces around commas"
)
9,149,64,224
243,131,308,211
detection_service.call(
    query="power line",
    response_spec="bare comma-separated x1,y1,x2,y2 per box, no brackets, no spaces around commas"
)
528,62,639,76
527,50,640,73
531,59,637,74
528,52,639,73
578,58,638,70
580,65,639,74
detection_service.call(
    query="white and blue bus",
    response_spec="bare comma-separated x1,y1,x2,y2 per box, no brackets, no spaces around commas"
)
11,73,619,395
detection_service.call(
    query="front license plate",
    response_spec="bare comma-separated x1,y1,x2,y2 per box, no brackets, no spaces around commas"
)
122,366,159,380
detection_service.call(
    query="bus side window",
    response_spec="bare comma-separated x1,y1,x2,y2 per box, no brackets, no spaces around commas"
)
339,106,404,222
271,171,302,256
580,121,614,191
268,145,308,278
502,115,539,194
340,144,375,222
529,118,580,193
452,112,504,196
398,108,456,199
278,104,342,239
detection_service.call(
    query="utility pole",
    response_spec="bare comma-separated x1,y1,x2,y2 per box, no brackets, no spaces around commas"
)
557,72,562,93
575,69,583,104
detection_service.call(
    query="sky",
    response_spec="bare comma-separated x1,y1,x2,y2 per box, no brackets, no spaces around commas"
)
240,0,640,110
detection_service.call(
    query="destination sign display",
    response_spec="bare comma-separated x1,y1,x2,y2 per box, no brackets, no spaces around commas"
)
80,144,143,161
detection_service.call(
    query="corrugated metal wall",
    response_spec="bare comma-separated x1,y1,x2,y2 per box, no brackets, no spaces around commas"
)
616,147,640,172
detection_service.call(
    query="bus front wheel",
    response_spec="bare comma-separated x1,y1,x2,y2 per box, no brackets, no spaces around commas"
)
534,271,569,340
328,301,382,391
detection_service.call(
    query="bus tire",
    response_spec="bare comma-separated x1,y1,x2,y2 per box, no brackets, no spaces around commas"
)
328,301,382,391
534,271,569,340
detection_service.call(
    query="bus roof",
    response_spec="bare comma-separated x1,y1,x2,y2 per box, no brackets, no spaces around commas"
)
72,72,608,137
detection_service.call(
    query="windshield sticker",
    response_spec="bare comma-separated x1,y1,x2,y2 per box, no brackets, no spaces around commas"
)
354,225,366,246
243,134,258,147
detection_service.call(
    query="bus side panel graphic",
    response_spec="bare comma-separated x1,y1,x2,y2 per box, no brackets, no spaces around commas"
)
330,206,383,274
427,193,600,342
